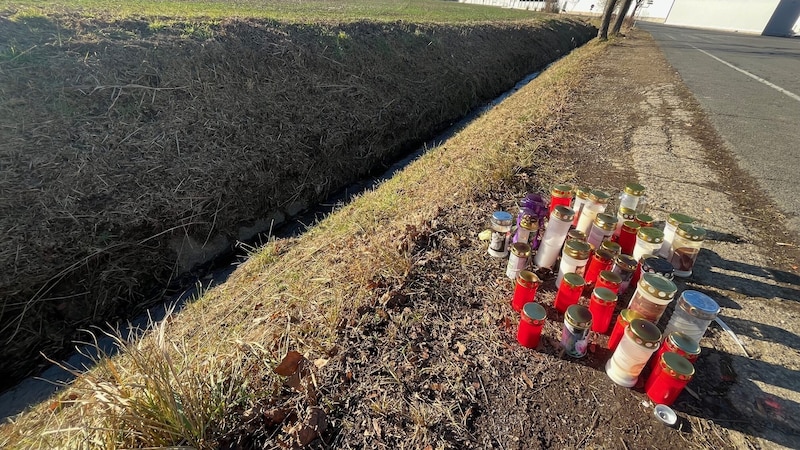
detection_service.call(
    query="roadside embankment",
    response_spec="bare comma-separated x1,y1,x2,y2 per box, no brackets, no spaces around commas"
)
0,13,595,389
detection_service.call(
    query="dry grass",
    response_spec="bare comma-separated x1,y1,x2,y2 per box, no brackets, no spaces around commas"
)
0,29,608,449
0,12,594,388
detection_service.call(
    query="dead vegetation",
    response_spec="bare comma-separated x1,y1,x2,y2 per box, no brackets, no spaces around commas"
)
0,12,595,389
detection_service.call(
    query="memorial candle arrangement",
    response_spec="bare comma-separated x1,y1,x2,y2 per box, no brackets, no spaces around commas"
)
484,180,715,408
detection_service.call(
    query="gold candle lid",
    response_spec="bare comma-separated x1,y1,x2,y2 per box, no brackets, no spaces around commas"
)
635,213,655,228
566,304,593,328
667,212,695,227
551,184,574,199
598,270,622,285
564,240,591,259
666,332,701,356
639,273,678,300
626,318,662,348
553,205,576,222
593,213,618,231
575,186,591,199
516,270,540,288
623,182,645,196
660,352,695,380
600,241,621,256
589,190,611,204
592,287,617,304
618,207,637,221
637,226,664,244
510,242,531,258
562,272,586,288
676,223,707,241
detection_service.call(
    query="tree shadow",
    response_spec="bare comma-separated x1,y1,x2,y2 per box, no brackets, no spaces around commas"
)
667,347,800,447
688,248,800,303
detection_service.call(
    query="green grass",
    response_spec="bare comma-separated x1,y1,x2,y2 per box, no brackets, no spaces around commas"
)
3,0,543,23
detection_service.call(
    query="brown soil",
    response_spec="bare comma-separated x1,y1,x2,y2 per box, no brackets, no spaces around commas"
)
0,14,595,390
218,31,800,449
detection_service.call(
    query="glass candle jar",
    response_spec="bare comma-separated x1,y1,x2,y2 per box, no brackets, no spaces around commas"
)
645,352,695,406
506,242,532,280
571,186,591,227
575,190,611,234
669,224,707,277
632,227,665,262
533,205,575,269
631,255,674,289
511,270,541,312
616,220,640,256
513,212,539,246
619,182,646,211
614,207,637,239
589,287,617,334
608,309,643,352
587,213,618,248
584,248,615,286
663,290,720,344
562,304,593,358
635,213,655,229
554,273,586,313
658,212,695,258
488,211,514,257
600,240,622,258
517,302,547,349
611,254,638,294
649,331,701,373
556,240,591,288
549,184,573,217
606,318,662,387
596,270,622,295
627,273,678,324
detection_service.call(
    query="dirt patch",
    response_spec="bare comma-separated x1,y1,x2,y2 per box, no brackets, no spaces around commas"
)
216,31,800,449
0,14,596,390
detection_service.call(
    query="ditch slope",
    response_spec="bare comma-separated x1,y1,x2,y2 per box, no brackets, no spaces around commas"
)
0,14,595,390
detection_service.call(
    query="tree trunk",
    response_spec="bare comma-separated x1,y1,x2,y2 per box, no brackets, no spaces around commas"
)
611,0,635,35
598,0,619,40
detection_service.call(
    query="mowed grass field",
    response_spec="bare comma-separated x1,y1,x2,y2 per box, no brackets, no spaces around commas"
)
3,0,541,22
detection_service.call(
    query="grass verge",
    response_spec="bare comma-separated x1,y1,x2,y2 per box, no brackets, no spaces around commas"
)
0,33,608,448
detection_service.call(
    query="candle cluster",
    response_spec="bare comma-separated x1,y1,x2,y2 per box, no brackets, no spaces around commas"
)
495,182,719,407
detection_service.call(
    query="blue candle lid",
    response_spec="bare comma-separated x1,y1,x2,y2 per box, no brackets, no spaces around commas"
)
492,211,514,226
678,290,720,320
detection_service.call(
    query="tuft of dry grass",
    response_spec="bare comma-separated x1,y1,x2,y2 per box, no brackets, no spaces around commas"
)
0,32,607,450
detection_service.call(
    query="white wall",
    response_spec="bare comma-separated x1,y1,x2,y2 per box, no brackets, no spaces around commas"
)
665,0,781,34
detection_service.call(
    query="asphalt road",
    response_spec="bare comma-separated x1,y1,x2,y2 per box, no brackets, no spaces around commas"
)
637,22,800,233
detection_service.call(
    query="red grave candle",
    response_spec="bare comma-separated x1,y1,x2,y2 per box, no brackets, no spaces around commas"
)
589,287,617,334
617,220,640,256
649,331,701,372
608,309,643,351
554,273,585,313
596,270,622,295
517,302,547,349
645,352,695,406
583,248,614,286
511,270,540,312
549,184,573,217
